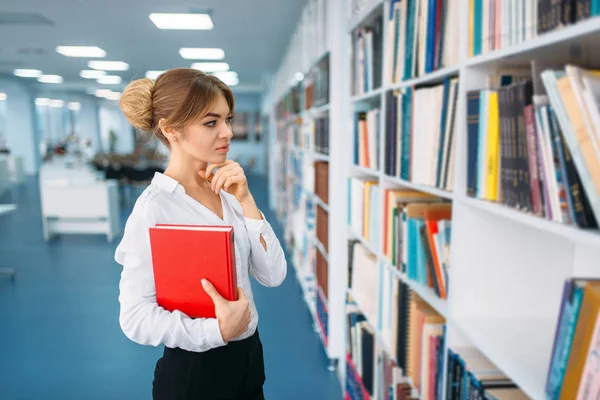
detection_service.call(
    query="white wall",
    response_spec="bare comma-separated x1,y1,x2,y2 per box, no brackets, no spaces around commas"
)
34,92,103,153
99,103,134,154
0,77,38,174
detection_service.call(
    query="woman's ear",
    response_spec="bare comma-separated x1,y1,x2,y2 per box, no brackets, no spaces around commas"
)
158,118,179,142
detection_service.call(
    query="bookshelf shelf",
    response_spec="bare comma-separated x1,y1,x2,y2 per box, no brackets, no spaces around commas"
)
348,227,382,260
382,174,454,200
352,164,380,178
387,65,460,91
306,103,331,116
314,194,329,213
460,197,600,248
385,264,449,319
348,0,384,33
455,316,556,400
311,152,330,162
466,16,600,68
314,237,329,261
351,87,384,103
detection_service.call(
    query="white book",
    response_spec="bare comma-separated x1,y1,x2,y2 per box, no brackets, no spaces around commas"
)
581,75,600,147
566,66,600,165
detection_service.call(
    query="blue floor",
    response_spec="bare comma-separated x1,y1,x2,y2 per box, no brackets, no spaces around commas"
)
0,174,341,400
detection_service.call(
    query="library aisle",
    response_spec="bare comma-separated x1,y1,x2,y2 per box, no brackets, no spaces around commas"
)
0,175,341,400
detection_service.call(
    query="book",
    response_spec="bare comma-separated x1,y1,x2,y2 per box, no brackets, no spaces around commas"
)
149,224,238,319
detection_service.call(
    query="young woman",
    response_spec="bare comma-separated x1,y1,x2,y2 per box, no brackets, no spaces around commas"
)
114,68,287,400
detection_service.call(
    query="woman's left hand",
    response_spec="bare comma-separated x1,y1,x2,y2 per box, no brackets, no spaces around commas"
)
204,160,250,203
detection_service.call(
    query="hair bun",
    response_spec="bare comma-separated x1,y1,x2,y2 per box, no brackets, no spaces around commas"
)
119,78,155,131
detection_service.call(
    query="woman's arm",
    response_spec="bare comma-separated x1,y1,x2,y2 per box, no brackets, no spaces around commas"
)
207,161,287,287
116,209,226,352
240,195,287,288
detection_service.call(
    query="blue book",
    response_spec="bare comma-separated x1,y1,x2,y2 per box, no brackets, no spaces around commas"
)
403,0,417,80
401,88,413,180
545,279,585,400
466,90,481,197
436,79,450,188
473,0,482,55
425,0,437,73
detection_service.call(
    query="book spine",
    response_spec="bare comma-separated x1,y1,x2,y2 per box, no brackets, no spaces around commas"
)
466,90,481,197
525,104,544,215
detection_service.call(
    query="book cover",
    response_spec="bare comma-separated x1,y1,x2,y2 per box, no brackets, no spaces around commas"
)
149,224,238,319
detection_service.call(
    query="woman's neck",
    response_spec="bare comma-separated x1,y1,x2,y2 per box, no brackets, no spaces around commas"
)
164,154,210,193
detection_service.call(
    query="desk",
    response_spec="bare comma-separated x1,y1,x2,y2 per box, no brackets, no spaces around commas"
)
0,203,16,280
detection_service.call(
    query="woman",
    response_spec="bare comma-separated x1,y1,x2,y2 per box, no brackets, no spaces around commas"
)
114,68,287,400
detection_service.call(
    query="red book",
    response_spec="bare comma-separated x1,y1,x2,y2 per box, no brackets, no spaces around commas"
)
149,224,238,319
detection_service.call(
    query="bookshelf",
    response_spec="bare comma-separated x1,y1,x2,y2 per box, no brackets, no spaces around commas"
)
270,0,600,399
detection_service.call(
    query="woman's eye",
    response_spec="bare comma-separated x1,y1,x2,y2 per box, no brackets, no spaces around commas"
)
205,120,216,127
226,117,233,124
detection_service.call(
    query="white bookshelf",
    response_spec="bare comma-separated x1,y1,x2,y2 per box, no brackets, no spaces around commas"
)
270,0,600,399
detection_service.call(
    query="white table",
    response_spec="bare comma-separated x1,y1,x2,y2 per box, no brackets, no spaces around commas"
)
0,204,16,280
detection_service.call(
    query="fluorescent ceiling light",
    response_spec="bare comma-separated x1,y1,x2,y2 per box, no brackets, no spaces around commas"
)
49,99,65,108
149,13,213,30
106,92,121,101
145,70,165,80
0,93,7,101
14,69,42,78
80,70,106,79
38,75,63,84
179,48,224,60
35,98,50,106
88,61,129,71
95,89,113,98
68,102,81,111
191,62,229,72
97,75,122,84
294,72,304,81
56,46,106,58
212,71,238,86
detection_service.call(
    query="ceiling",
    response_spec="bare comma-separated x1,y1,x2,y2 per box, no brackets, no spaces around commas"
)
0,0,306,93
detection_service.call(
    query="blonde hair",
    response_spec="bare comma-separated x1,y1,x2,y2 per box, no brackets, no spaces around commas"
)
119,68,235,148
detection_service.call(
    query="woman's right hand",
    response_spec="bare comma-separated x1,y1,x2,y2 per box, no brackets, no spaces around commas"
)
201,279,251,342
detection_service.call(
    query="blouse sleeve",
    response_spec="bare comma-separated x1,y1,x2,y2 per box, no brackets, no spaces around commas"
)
114,206,226,352
244,211,287,287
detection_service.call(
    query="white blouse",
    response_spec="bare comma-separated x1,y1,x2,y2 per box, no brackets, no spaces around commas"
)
114,172,287,353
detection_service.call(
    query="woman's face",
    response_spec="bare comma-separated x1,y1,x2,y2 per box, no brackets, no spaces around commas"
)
177,94,234,164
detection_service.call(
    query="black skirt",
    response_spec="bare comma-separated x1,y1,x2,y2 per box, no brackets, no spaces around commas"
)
152,330,266,400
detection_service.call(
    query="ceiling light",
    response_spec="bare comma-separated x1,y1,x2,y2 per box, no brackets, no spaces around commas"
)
294,72,305,81
97,75,122,84
80,70,106,79
211,71,239,86
14,69,42,78
95,89,113,98
88,61,129,71
106,92,121,101
56,46,106,58
191,62,229,72
68,102,81,110
38,75,63,84
35,98,50,106
145,70,165,80
49,99,65,108
179,48,224,60
149,13,213,30
0,93,7,101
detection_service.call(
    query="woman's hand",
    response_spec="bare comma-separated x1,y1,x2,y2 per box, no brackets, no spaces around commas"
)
203,160,250,203
201,279,251,342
